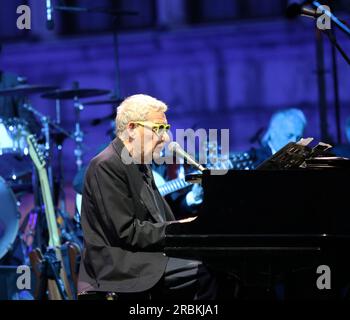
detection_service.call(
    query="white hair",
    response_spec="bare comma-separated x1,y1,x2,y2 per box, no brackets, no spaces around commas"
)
262,108,307,146
116,94,168,139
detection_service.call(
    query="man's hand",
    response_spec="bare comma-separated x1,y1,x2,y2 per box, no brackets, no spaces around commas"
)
185,184,203,206
177,216,198,223
192,184,203,201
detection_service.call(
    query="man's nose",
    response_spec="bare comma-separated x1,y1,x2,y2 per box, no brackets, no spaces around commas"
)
162,132,170,143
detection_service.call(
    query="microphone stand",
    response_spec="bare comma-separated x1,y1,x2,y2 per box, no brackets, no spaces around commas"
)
310,1,350,65
318,27,350,145
311,1,350,38
327,29,342,144
293,2,350,143
310,2,350,144
315,28,329,142
323,28,350,66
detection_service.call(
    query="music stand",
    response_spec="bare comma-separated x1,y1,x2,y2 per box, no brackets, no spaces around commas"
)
256,138,333,170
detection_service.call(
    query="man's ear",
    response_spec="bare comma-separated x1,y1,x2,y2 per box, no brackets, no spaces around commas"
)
127,123,136,139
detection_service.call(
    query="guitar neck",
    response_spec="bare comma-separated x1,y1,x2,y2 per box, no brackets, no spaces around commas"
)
27,134,73,299
38,168,73,299
158,177,191,197
38,168,60,247
157,152,254,197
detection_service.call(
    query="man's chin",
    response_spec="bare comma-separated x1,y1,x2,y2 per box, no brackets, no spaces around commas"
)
152,151,161,161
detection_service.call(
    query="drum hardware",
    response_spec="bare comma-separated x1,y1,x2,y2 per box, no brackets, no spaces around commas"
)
22,104,82,249
87,97,123,130
50,131,67,215
21,101,55,195
0,81,98,269
52,127,83,248
0,117,32,182
0,79,111,269
40,116,54,193
19,102,84,252
55,99,61,125
73,96,84,171
21,102,74,141
0,177,21,261
41,86,110,171
40,88,110,100
40,85,113,246
20,101,78,220
21,101,92,171
0,84,58,97
38,85,112,244
0,83,61,189
85,97,124,107
0,84,63,188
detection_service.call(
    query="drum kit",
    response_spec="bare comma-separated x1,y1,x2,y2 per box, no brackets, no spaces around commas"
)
0,81,120,262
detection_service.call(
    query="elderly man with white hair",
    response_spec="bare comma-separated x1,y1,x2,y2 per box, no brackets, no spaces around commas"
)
77,94,217,300
250,108,307,168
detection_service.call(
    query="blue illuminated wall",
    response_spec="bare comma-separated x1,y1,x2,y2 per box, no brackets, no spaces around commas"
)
1,2,350,183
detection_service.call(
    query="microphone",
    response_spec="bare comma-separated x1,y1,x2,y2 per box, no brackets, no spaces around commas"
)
46,0,54,30
168,142,206,172
286,0,322,19
287,0,350,38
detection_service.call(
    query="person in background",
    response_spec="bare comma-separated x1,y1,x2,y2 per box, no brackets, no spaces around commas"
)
249,108,307,168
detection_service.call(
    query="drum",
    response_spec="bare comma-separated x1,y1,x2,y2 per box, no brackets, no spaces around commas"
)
0,176,20,260
0,118,32,182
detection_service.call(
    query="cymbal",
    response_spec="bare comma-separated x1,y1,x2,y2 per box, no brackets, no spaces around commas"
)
84,97,124,106
0,85,59,97
41,88,110,100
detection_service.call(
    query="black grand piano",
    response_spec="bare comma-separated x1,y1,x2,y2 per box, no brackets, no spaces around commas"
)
164,139,350,299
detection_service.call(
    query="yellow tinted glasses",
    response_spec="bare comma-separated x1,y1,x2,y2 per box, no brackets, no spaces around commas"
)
133,121,171,135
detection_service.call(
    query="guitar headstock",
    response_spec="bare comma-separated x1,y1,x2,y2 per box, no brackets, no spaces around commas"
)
27,134,46,170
